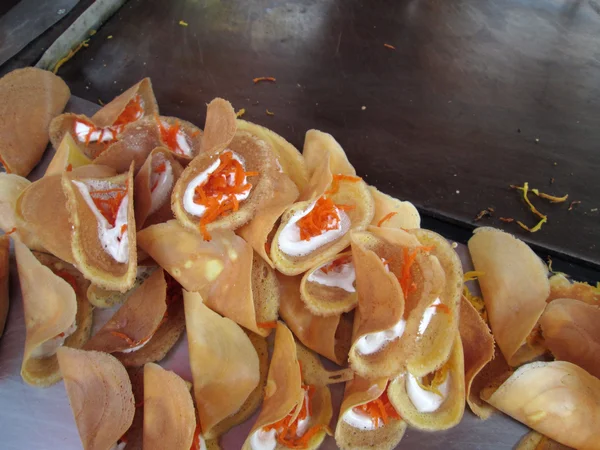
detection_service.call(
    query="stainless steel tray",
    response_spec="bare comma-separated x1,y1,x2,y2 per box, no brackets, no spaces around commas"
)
0,96,529,449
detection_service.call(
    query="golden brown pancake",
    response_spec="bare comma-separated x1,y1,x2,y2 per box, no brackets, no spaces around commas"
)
0,68,70,176
369,186,421,229
91,78,158,127
45,132,92,176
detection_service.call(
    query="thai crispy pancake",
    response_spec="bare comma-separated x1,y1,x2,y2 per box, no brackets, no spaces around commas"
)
278,272,353,366
458,296,495,419
143,363,196,450
468,227,550,367
87,264,157,308
270,174,374,276
84,269,184,367
91,78,158,127
17,242,92,387
236,119,309,192
369,186,421,229
299,251,357,317
172,130,279,239
539,298,600,378
481,361,600,450
62,163,137,292
335,376,407,450
134,147,184,229
387,334,465,431
242,323,338,450
57,348,135,450
0,67,70,176
137,221,279,337
183,292,262,438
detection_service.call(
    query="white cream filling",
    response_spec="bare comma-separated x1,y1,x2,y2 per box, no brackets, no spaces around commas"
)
109,442,126,450
119,335,153,353
182,152,250,217
72,180,129,263
307,259,356,293
342,408,381,431
250,428,277,450
148,159,174,215
198,435,207,450
418,298,442,335
295,390,311,437
278,201,351,257
75,121,120,143
175,130,193,156
406,372,451,413
356,319,406,355
30,322,77,359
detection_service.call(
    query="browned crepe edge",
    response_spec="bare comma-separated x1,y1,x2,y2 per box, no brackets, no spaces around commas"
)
0,68,70,176
203,98,237,154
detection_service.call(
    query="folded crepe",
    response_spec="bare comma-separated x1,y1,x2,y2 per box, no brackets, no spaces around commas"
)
134,147,184,229
546,273,600,306
137,221,279,336
184,291,267,439
237,168,299,268
236,119,309,192
87,264,157,308
300,129,356,201
143,363,196,450
57,347,135,450
172,130,279,239
16,241,92,387
243,322,337,450
458,296,495,419
271,174,374,276
45,132,92,176
387,333,465,431
348,228,455,379
49,78,158,159
92,115,203,173
62,163,137,291
369,186,421,229
517,431,574,450
84,268,184,367
0,68,70,176
481,361,600,449
0,174,45,250
300,251,357,316
0,235,9,336
335,376,407,450
539,298,600,378
278,272,353,365
468,227,550,366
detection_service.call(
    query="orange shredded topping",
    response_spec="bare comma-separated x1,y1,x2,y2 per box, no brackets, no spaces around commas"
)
253,76,276,83
110,330,136,346
434,303,451,314
66,163,73,172
325,174,362,196
320,255,352,274
264,241,271,255
398,246,434,296
193,151,258,240
89,184,128,226
297,197,344,241
377,211,398,227
354,390,400,427
156,117,189,155
264,384,322,449
190,423,202,450
257,321,278,329
113,94,144,126
5,227,17,235
73,119,121,149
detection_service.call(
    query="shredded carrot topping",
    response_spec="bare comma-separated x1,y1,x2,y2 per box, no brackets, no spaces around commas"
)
89,184,128,226
66,163,73,172
113,94,144,126
257,321,278,329
264,384,323,449
320,255,353,274
354,390,401,428
253,76,276,83
377,211,398,227
433,303,451,314
190,423,202,450
0,154,12,173
192,151,258,240
5,227,17,235
156,117,188,155
297,197,342,241
110,331,136,346
325,174,362,196
398,246,434,296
